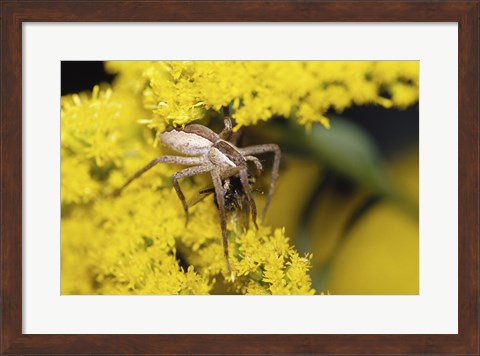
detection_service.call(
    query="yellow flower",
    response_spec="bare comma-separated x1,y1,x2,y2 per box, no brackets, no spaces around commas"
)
61,61,418,295
105,61,419,134
232,227,315,295
61,155,100,204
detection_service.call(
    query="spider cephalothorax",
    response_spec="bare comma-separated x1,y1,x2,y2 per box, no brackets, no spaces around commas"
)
115,108,281,279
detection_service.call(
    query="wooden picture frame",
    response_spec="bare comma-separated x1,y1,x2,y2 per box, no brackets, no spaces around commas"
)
1,1,478,354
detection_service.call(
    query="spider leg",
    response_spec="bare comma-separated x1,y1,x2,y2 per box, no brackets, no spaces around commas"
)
229,128,244,146
239,144,281,223
219,165,258,229
238,167,258,230
245,155,263,177
113,155,205,196
238,189,251,230
211,169,233,280
219,106,233,140
172,164,213,226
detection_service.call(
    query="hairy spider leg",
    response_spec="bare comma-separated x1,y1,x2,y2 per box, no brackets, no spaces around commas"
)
245,155,263,177
113,155,204,196
220,106,233,140
172,164,213,226
238,167,259,230
239,144,281,223
221,106,246,146
211,168,233,279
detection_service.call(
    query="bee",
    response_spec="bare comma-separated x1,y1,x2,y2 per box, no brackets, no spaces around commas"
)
190,176,262,229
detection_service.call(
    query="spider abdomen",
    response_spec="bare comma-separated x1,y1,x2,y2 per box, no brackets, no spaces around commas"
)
160,130,213,156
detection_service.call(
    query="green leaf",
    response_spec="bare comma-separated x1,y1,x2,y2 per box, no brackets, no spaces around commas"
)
308,116,389,194
272,115,390,194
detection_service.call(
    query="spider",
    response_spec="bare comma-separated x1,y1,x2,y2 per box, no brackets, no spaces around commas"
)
114,107,281,279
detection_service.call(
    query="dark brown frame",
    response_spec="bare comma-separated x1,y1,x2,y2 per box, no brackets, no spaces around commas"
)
1,1,478,355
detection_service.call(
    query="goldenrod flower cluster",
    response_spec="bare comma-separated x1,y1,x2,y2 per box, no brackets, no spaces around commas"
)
106,61,418,132
61,61,418,295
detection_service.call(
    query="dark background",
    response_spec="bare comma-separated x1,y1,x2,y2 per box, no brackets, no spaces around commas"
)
62,61,115,96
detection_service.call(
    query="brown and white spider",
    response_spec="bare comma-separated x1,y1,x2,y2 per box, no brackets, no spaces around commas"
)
115,107,281,279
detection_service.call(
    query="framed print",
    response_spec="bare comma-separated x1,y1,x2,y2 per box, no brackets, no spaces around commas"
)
1,0,478,354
